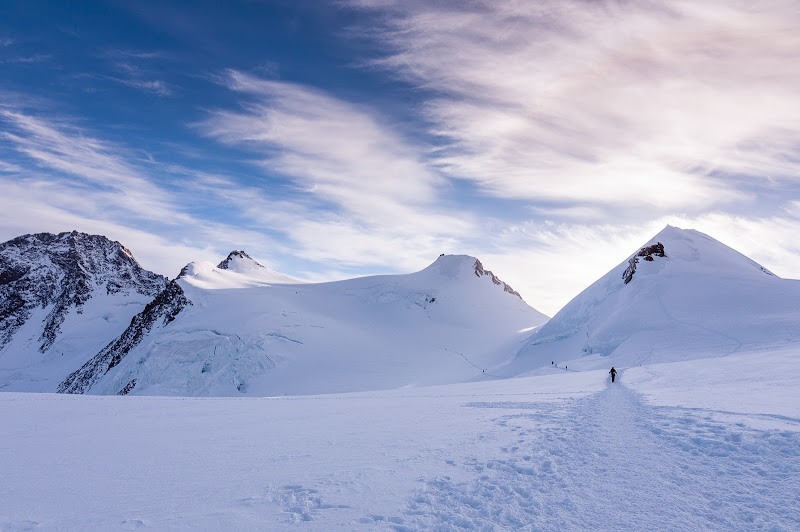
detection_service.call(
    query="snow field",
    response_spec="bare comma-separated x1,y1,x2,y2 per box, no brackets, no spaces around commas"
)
3,350,799,530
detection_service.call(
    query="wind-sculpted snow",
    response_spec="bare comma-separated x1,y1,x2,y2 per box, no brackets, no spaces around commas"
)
507,225,800,375
58,281,190,394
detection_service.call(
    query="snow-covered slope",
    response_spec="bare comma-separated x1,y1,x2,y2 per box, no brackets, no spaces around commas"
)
504,225,800,375
3,345,798,530
179,250,302,289
62,254,548,396
0,231,167,392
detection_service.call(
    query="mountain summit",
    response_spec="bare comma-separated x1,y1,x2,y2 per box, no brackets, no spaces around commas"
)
0,231,167,391
504,225,800,375
178,250,301,289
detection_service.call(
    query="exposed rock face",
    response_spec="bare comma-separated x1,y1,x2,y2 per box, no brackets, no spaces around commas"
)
473,259,522,299
58,280,191,394
623,242,666,284
0,231,167,353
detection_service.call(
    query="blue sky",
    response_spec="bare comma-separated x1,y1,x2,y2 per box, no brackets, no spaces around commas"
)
2,0,800,314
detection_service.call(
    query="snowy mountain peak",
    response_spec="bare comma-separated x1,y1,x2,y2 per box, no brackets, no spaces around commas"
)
422,254,523,299
425,254,477,278
0,231,167,361
177,252,300,290
639,226,774,278
505,225,797,376
217,250,261,271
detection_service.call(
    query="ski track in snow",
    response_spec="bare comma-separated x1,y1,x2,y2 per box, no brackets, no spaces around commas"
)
395,382,800,531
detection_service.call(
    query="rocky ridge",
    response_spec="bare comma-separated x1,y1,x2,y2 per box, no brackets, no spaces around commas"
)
474,259,522,299
0,231,167,353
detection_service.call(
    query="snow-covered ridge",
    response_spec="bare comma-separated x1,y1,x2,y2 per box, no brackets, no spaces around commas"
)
66,253,547,396
622,242,666,284
58,280,191,394
474,258,522,299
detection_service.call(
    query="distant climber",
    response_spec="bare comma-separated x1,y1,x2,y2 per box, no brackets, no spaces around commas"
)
609,367,617,383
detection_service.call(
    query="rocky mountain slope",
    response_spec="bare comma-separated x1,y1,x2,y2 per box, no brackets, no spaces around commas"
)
0,231,167,392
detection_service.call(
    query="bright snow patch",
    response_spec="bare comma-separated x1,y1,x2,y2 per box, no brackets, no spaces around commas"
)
83,254,547,396
2,345,798,530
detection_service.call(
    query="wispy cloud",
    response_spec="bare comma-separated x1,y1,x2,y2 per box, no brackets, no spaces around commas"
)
348,0,800,214
1,54,52,64
0,109,179,222
0,106,292,275
94,49,174,96
102,75,172,96
0,160,22,173
199,70,475,270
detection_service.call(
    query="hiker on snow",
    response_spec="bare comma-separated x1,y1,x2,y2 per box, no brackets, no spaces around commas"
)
609,367,617,383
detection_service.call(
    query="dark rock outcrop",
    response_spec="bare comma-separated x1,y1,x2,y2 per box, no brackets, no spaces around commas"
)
623,242,666,284
474,259,522,299
58,280,191,394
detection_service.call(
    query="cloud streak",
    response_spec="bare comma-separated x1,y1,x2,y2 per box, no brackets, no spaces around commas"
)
198,70,476,270
349,0,800,213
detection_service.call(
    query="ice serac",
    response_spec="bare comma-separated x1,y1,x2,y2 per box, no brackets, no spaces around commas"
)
504,225,800,375
0,231,168,392
77,253,548,396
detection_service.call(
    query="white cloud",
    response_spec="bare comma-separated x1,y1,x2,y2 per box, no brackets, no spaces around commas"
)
0,160,22,173
0,109,187,225
199,70,477,270
0,107,302,276
349,0,800,211
205,70,440,204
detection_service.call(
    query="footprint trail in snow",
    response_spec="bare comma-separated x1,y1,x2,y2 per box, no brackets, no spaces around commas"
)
397,382,800,530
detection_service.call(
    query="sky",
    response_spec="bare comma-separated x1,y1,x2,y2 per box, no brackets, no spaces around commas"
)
1,0,800,315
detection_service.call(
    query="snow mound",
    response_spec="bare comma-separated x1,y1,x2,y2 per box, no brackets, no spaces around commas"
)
503,225,800,374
